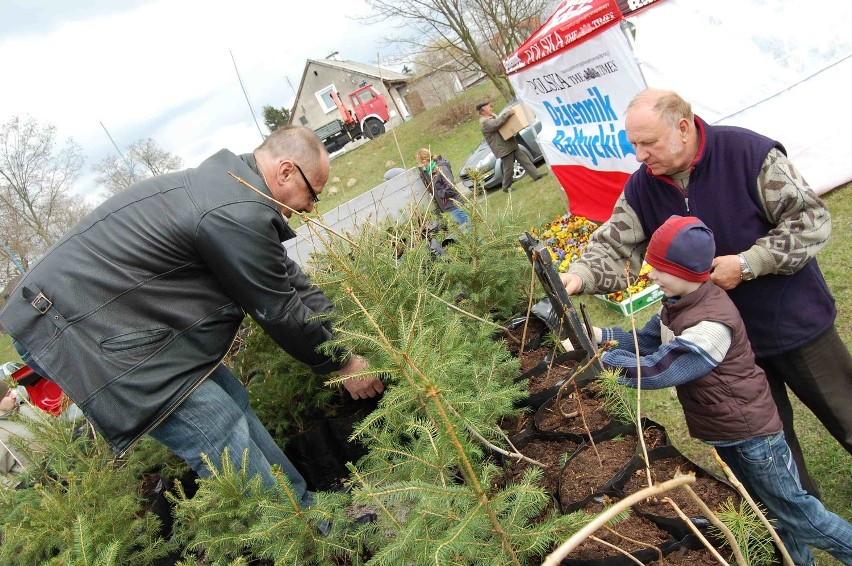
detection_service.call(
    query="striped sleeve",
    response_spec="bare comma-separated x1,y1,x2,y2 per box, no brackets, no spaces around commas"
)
601,321,732,390
600,314,664,356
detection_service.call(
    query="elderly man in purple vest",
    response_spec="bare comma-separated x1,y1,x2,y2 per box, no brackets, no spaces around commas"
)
560,88,851,499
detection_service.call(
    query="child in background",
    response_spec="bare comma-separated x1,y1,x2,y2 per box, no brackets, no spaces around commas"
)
414,148,470,229
593,215,852,566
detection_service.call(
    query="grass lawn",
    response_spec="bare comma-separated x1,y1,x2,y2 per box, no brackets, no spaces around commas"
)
0,334,20,364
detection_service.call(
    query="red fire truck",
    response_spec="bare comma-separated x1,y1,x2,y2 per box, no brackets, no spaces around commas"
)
314,83,391,152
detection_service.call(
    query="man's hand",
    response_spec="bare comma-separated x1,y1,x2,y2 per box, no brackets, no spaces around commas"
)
711,255,743,290
0,388,18,415
339,354,384,399
559,272,583,295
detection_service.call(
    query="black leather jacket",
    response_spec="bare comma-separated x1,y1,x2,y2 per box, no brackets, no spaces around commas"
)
0,150,346,455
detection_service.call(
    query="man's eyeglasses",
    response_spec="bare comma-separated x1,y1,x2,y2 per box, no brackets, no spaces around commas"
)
293,163,320,203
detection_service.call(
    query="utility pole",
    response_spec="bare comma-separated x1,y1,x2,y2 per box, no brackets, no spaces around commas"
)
230,50,266,141
285,76,298,103
100,122,137,182
0,241,25,275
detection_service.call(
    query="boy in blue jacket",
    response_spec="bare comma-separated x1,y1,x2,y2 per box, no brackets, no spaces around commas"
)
594,215,852,565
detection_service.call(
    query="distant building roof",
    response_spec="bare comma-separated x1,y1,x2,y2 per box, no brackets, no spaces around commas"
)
306,58,409,82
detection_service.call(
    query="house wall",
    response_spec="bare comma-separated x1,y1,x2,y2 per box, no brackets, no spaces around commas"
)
291,63,407,132
404,72,463,117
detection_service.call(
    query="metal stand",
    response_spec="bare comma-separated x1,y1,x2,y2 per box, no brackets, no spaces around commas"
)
519,232,603,378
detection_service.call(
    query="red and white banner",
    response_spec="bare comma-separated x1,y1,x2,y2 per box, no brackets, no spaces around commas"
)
614,0,663,17
506,14,646,222
503,0,622,75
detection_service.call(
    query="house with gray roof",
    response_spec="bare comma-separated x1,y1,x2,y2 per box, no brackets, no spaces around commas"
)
289,56,412,135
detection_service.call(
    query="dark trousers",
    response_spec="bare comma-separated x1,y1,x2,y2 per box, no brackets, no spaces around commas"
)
499,149,540,190
756,325,852,499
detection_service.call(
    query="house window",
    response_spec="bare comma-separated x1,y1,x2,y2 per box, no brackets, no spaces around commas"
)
299,115,308,125
315,85,338,114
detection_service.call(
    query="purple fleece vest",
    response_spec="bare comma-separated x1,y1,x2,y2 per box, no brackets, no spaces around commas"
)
624,118,835,357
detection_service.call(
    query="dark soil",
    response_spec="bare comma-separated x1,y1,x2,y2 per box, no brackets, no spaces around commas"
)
621,455,740,517
526,359,579,392
659,544,729,565
497,338,739,565
641,426,668,451
568,500,672,560
518,346,552,374
504,437,578,496
505,317,547,356
559,435,637,507
535,387,611,436
499,413,533,437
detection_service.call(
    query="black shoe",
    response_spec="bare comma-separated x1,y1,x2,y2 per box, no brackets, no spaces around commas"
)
353,510,378,525
533,171,550,182
502,186,511,192
348,503,379,526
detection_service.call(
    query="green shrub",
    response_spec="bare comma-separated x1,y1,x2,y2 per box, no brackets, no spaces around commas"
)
0,413,175,565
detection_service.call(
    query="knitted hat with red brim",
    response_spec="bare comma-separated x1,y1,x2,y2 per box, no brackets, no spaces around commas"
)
645,215,715,282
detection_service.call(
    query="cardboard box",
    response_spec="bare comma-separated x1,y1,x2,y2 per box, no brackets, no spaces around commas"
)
596,284,665,317
499,103,536,140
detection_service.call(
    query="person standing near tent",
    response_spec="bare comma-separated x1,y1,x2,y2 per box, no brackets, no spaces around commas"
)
559,88,852,499
0,125,384,509
476,101,547,192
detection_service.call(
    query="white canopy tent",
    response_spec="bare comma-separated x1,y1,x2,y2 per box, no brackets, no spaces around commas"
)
626,0,852,195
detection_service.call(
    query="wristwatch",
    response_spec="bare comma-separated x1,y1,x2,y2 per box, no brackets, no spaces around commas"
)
738,254,755,281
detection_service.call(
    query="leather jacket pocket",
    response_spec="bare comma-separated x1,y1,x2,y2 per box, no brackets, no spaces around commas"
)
100,328,172,353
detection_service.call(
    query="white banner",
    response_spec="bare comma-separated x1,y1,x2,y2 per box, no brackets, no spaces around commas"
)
508,24,645,221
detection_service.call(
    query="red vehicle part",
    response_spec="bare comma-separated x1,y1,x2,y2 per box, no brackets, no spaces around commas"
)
11,365,63,415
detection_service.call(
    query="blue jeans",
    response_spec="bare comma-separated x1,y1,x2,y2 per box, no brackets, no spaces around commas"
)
715,431,852,565
448,208,471,230
149,365,312,506
14,339,312,507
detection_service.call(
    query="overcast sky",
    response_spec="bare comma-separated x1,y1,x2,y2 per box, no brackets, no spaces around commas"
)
0,0,403,202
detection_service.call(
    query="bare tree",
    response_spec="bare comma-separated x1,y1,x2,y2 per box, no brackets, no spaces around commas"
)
93,137,183,196
364,0,551,101
0,116,89,281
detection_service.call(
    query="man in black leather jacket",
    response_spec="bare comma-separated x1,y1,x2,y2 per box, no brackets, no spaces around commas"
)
0,125,383,506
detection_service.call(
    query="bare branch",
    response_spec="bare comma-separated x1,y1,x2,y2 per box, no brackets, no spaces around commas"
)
362,0,549,101
0,116,89,284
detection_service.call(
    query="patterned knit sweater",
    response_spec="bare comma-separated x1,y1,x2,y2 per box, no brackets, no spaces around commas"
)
568,147,832,292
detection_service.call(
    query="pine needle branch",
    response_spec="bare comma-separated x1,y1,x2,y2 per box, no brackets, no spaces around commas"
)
344,286,523,566
444,402,545,467
679,476,747,566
